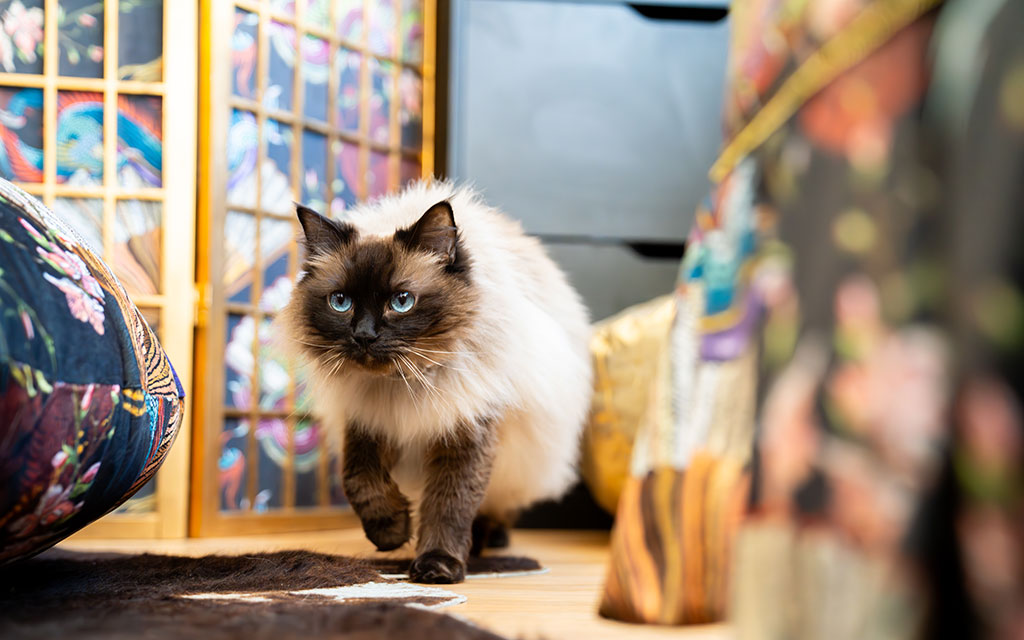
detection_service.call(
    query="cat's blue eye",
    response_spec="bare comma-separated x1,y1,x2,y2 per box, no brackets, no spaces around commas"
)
390,291,415,313
328,292,352,313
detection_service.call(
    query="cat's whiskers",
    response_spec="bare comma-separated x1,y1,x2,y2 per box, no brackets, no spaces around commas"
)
398,354,442,414
406,347,470,373
400,354,449,414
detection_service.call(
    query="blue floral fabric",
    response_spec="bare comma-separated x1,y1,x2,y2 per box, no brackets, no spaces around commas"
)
0,178,183,564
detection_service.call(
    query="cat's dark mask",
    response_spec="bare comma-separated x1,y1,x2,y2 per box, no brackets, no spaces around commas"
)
291,201,474,374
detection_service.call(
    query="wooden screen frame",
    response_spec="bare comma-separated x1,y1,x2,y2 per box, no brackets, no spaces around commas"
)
0,0,199,539
192,0,438,536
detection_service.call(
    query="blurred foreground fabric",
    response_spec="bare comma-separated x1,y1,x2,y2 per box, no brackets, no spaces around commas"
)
0,179,184,564
598,0,1024,636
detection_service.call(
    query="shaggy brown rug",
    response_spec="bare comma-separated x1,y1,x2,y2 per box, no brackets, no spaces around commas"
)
0,550,543,639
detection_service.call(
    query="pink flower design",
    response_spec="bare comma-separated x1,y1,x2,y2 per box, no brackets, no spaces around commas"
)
51,450,68,469
81,462,101,484
87,45,103,63
2,1,43,63
35,239,105,301
78,13,97,27
18,217,47,244
38,246,84,280
19,309,33,339
0,28,13,72
43,273,106,335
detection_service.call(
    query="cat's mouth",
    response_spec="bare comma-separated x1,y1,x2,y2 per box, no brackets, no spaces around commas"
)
349,350,399,376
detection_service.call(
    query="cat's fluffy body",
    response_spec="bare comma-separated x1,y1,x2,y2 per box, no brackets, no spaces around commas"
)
279,181,592,518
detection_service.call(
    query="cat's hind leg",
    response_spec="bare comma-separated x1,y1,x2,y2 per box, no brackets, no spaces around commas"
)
470,511,516,556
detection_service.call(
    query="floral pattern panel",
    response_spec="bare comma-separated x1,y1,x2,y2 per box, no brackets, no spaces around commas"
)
0,87,43,183
51,198,101,254
114,199,161,296
337,0,362,45
223,210,255,306
232,8,258,100
398,68,422,148
55,91,103,186
0,0,44,75
302,34,328,122
301,129,327,212
117,94,163,188
118,0,163,81
57,0,103,79
219,417,248,511
368,58,392,145
400,0,422,63
336,48,361,133
267,21,295,113
331,139,359,213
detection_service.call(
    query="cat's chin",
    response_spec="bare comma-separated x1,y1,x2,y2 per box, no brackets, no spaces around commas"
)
351,356,399,377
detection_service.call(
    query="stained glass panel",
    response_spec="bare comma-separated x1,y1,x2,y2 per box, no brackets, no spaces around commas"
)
269,0,294,16
0,87,43,182
225,313,253,411
368,58,392,145
329,447,347,506
118,0,163,81
52,198,102,255
336,48,361,133
117,94,163,188
0,0,44,74
58,0,103,78
301,129,328,211
336,0,363,45
400,0,423,64
398,68,422,148
264,119,293,215
56,91,103,186
367,150,389,199
227,109,258,207
267,21,295,113
139,306,161,337
224,210,255,305
399,155,420,189
294,419,321,507
305,0,330,31
116,476,156,513
255,418,285,510
114,199,162,296
256,315,288,411
302,35,329,122
331,139,359,214
219,417,249,511
259,216,293,313
232,8,258,100
368,0,395,57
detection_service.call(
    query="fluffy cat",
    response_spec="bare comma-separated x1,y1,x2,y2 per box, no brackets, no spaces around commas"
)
278,181,593,584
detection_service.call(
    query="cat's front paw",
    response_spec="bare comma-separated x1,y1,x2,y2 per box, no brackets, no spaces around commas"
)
361,508,411,551
409,550,466,584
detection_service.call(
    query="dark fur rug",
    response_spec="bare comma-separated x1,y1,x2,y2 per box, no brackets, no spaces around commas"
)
0,549,540,639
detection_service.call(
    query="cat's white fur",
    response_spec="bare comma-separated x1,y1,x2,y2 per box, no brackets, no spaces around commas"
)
278,181,593,518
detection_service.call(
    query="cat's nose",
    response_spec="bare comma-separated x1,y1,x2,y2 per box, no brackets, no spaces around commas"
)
353,331,378,347
353,317,379,347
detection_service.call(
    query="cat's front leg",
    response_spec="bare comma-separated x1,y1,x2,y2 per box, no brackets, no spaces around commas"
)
342,422,411,551
410,418,497,584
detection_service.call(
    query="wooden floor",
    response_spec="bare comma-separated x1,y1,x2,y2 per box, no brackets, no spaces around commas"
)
62,528,732,640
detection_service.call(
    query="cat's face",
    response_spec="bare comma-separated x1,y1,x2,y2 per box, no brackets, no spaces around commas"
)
289,201,475,376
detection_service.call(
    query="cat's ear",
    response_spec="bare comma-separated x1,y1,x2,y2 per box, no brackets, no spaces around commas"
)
296,204,355,258
396,200,457,264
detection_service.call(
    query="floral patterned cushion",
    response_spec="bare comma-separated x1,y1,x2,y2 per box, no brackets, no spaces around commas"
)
0,178,183,565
